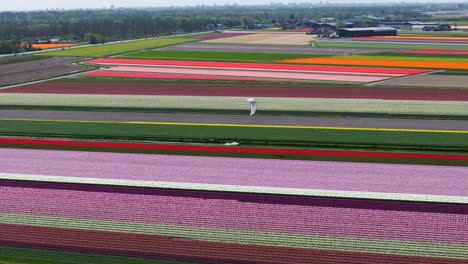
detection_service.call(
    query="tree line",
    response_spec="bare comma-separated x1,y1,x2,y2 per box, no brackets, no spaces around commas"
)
0,3,455,54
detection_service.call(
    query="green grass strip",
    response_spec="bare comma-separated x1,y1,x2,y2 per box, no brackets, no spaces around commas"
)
0,120,467,150
37,38,195,58
370,52,468,59
315,40,468,50
398,31,468,37
2,214,467,260
119,50,322,63
341,54,468,63
0,247,195,264
437,70,468,75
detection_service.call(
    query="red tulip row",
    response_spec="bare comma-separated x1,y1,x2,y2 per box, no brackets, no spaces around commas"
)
1,137,467,162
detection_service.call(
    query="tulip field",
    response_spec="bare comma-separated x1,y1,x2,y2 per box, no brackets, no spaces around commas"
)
85,58,429,83
1,31,468,263
31,43,80,50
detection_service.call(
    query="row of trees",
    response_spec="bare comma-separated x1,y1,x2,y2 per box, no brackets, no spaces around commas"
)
0,3,454,54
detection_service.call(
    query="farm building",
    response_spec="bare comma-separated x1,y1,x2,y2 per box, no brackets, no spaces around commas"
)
338,27,397,38
308,23,337,34
379,22,452,31
411,24,452,31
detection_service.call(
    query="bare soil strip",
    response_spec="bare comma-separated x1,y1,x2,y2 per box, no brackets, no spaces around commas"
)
375,74,468,88
0,57,92,87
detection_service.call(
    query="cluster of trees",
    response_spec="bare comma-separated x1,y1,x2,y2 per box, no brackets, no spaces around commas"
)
0,39,37,54
0,40,21,54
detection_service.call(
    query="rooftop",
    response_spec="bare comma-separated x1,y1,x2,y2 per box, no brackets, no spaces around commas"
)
340,27,397,31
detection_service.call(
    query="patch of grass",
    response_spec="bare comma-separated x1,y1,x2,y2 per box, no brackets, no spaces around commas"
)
340,54,468,63
0,120,467,151
315,40,468,50
436,70,468,75
0,247,195,264
37,38,195,58
119,50,320,63
374,52,468,59
398,30,468,37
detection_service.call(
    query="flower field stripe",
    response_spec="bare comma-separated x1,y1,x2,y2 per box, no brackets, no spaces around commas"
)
38,38,195,57
279,57,468,70
31,43,80,49
2,224,468,264
2,213,468,259
1,137,468,161
85,71,276,82
102,62,404,77
0,188,468,248
103,66,390,83
4,82,468,101
2,119,468,150
315,40,468,50
3,173,468,204
194,33,246,40
3,94,468,116
2,148,468,197
1,118,467,134
88,58,428,75
358,36,468,42
349,40,468,45
394,49,468,56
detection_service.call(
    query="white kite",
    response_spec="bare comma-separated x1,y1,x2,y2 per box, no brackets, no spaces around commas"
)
246,98,256,116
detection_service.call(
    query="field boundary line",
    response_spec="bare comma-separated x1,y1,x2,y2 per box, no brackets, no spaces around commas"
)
367,70,441,87
2,173,468,204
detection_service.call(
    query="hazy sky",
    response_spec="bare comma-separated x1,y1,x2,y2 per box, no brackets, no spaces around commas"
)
0,0,443,11
2,0,294,11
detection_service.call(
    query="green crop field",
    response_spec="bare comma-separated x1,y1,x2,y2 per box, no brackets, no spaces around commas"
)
437,70,468,75
0,119,467,151
313,40,468,50
0,247,194,264
120,50,319,63
398,30,468,37
375,52,468,59
37,38,195,57
338,54,468,63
